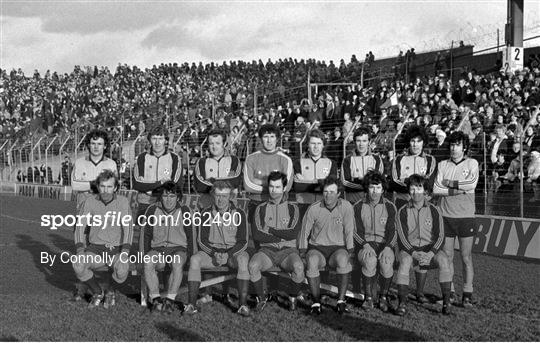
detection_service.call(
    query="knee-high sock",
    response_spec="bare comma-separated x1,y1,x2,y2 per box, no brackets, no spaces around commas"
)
352,271,362,293
338,273,349,301
363,274,373,298
237,279,249,306
253,278,264,299
85,276,102,295
440,282,451,305
397,284,408,304
379,275,393,297
188,281,200,305
307,276,321,303
415,271,427,295
289,279,302,297
107,273,122,292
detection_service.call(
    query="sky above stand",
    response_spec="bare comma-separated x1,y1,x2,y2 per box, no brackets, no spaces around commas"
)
1,0,539,74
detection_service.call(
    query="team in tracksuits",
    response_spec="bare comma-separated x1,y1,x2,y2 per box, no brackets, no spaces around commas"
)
72,122,478,317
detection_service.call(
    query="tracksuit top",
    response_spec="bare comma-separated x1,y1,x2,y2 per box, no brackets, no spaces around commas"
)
143,202,192,250
293,153,338,203
251,195,302,250
433,157,479,218
341,151,384,192
74,194,133,251
353,197,397,248
133,151,183,205
197,202,248,257
243,150,294,198
71,156,117,205
298,199,355,253
194,153,242,193
391,151,437,198
396,200,444,254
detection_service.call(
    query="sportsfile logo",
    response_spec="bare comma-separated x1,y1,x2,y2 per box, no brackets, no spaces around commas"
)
40,211,242,230
41,211,173,230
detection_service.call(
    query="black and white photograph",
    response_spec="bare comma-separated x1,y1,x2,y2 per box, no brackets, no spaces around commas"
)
0,0,539,341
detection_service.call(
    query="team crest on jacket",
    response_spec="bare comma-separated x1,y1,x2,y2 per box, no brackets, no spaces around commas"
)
164,168,170,175
419,166,427,175
322,167,329,175
425,218,432,228
462,169,469,176
226,167,230,174
335,217,342,224
380,217,387,225
281,217,289,225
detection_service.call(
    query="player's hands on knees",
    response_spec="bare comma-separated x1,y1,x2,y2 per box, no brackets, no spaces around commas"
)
378,246,393,265
214,252,228,266
420,251,434,265
362,244,375,260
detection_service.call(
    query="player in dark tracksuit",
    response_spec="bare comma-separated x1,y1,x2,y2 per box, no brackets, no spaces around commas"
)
341,127,384,204
395,174,452,316
194,129,242,209
353,170,397,312
184,181,250,317
143,181,193,313
249,171,305,312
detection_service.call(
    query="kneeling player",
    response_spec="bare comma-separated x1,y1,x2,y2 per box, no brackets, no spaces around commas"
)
353,170,397,312
249,172,305,312
184,181,250,316
143,181,192,313
72,170,133,308
395,174,452,316
298,176,355,315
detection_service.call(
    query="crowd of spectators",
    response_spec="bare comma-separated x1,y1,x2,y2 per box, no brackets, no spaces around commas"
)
2,51,540,213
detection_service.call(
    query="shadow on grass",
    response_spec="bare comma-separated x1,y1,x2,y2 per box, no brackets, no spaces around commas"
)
0,336,19,342
155,322,205,341
312,310,424,341
15,233,76,293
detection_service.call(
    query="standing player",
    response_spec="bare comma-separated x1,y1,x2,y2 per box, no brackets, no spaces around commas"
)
243,124,294,202
298,176,355,315
143,181,192,313
249,172,305,312
353,170,397,312
433,131,479,307
72,170,133,308
194,129,242,209
391,125,437,209
341,127,384,203
71,130,117,209
184,181,250,316
293,129,338,204
134,126,183,223
395,174,452,316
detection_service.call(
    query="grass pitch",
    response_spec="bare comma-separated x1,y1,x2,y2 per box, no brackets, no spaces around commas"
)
0,195,539,341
